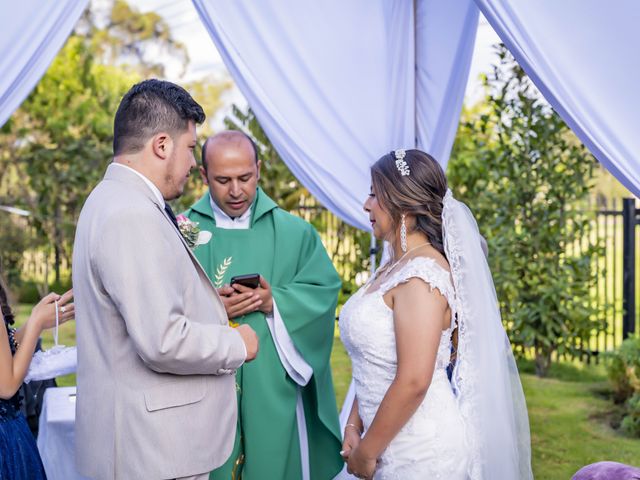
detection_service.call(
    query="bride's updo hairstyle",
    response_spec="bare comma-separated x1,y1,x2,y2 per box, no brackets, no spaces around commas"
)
370,149,448,257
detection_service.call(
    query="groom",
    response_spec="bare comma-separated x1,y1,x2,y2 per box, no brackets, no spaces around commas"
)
72,79,258,480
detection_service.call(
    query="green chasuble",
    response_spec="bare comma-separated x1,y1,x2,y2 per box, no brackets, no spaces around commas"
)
185,188,343,480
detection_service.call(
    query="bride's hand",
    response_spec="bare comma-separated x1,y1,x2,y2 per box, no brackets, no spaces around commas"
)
340,426,361,460
346,445,376,479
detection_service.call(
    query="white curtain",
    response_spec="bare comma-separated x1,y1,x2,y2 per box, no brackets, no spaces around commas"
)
0,0,88,128
192,0,477,229
415,0,478,162
476,0,640,197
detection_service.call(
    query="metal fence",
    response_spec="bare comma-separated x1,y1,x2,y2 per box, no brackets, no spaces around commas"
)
576,198,640,357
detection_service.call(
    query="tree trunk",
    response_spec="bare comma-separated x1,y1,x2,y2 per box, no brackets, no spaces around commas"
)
534,346,552,377
54,204,62,283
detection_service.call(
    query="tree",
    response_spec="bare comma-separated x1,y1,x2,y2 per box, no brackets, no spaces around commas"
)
77,0,189,77
0,0,229,286
18,36,137,282
448,45,603,376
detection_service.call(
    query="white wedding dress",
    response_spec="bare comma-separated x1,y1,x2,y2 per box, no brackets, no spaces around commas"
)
339,256,470,479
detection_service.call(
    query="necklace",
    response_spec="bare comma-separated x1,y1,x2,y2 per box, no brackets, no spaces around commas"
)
378,242,431,280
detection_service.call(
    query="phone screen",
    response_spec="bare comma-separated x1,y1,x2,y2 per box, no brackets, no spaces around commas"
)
230,274,260,289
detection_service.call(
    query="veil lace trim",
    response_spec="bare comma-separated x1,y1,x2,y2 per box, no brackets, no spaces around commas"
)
443,188,532,480
443,189,482,479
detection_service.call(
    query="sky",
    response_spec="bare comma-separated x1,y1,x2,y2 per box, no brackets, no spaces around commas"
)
131,0,501,114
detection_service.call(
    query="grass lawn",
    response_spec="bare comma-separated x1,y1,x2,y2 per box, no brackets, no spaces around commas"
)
16,305,640,477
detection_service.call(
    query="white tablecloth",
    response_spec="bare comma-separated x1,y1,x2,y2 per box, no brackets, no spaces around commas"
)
37,386,89,480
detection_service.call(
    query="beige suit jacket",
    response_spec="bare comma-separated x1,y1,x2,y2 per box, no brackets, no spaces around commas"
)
72,164,246,479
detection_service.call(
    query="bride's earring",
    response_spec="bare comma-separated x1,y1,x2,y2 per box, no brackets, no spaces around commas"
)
400,214,407,253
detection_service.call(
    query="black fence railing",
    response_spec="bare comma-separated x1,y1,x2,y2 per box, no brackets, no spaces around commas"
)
586,198,640,356
622,198,640,340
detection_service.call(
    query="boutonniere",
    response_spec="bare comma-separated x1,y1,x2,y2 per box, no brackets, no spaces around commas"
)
176,214,212,249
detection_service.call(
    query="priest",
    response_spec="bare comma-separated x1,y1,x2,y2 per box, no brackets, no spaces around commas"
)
184,131,343,480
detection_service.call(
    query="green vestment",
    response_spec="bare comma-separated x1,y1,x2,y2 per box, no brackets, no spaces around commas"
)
185,188,343,480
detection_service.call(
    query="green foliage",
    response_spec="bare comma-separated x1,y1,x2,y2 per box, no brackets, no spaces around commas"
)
448,45,602,376
0,215,30,284
15,35,138,282
606,337,640,403
605,337,640,436
621,393,640,437
15,281,41,305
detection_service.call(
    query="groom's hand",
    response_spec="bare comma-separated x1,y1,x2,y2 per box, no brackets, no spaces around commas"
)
236,324,259,362
218,286,262,319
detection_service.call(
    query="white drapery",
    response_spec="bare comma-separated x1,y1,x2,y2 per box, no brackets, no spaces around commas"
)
415,0,478,161
0,0,88,128
1,2,638,214
476,0,640,197
192,0,478,230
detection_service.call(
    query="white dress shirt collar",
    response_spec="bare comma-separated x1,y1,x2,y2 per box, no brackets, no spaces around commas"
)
112,163,164,205
210,194,252,230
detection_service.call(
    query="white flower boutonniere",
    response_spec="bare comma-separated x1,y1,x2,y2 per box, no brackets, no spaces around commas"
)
176,214,212,249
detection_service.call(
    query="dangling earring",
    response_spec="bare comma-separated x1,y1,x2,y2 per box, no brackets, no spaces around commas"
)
400,214,407,253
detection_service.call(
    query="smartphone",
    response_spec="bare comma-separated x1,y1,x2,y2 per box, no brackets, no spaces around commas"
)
230,273,261,289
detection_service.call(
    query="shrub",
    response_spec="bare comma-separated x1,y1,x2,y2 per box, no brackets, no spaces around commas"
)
606,337,640,437
621,393,640,437
606,337,640,403
15,277,73,304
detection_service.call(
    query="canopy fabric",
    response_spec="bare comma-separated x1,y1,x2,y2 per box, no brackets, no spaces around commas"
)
415,0,478,161
1,1,637,225
476,0,640,197
192,0,477,230
0,0,89,128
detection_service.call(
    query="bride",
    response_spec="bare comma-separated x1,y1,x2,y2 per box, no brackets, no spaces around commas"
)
338,149,532,479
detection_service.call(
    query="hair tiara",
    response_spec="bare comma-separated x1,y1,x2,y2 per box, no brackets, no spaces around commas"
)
393,149,410,176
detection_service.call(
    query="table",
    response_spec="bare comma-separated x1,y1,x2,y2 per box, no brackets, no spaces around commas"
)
37,386,89,480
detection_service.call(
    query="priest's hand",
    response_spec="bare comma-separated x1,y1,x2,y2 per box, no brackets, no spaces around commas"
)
218,285,262,319
232,276,273,315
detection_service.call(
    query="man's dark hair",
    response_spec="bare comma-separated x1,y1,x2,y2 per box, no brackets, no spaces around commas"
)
113,79,206,156
201,131,259,175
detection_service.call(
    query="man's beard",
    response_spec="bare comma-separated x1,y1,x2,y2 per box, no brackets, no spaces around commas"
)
164,172,184,200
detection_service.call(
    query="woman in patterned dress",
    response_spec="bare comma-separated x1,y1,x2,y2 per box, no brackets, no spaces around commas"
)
0,274,74,479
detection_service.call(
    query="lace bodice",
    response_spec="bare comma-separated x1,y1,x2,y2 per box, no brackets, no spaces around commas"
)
340,256,456,407
339,256,469,479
